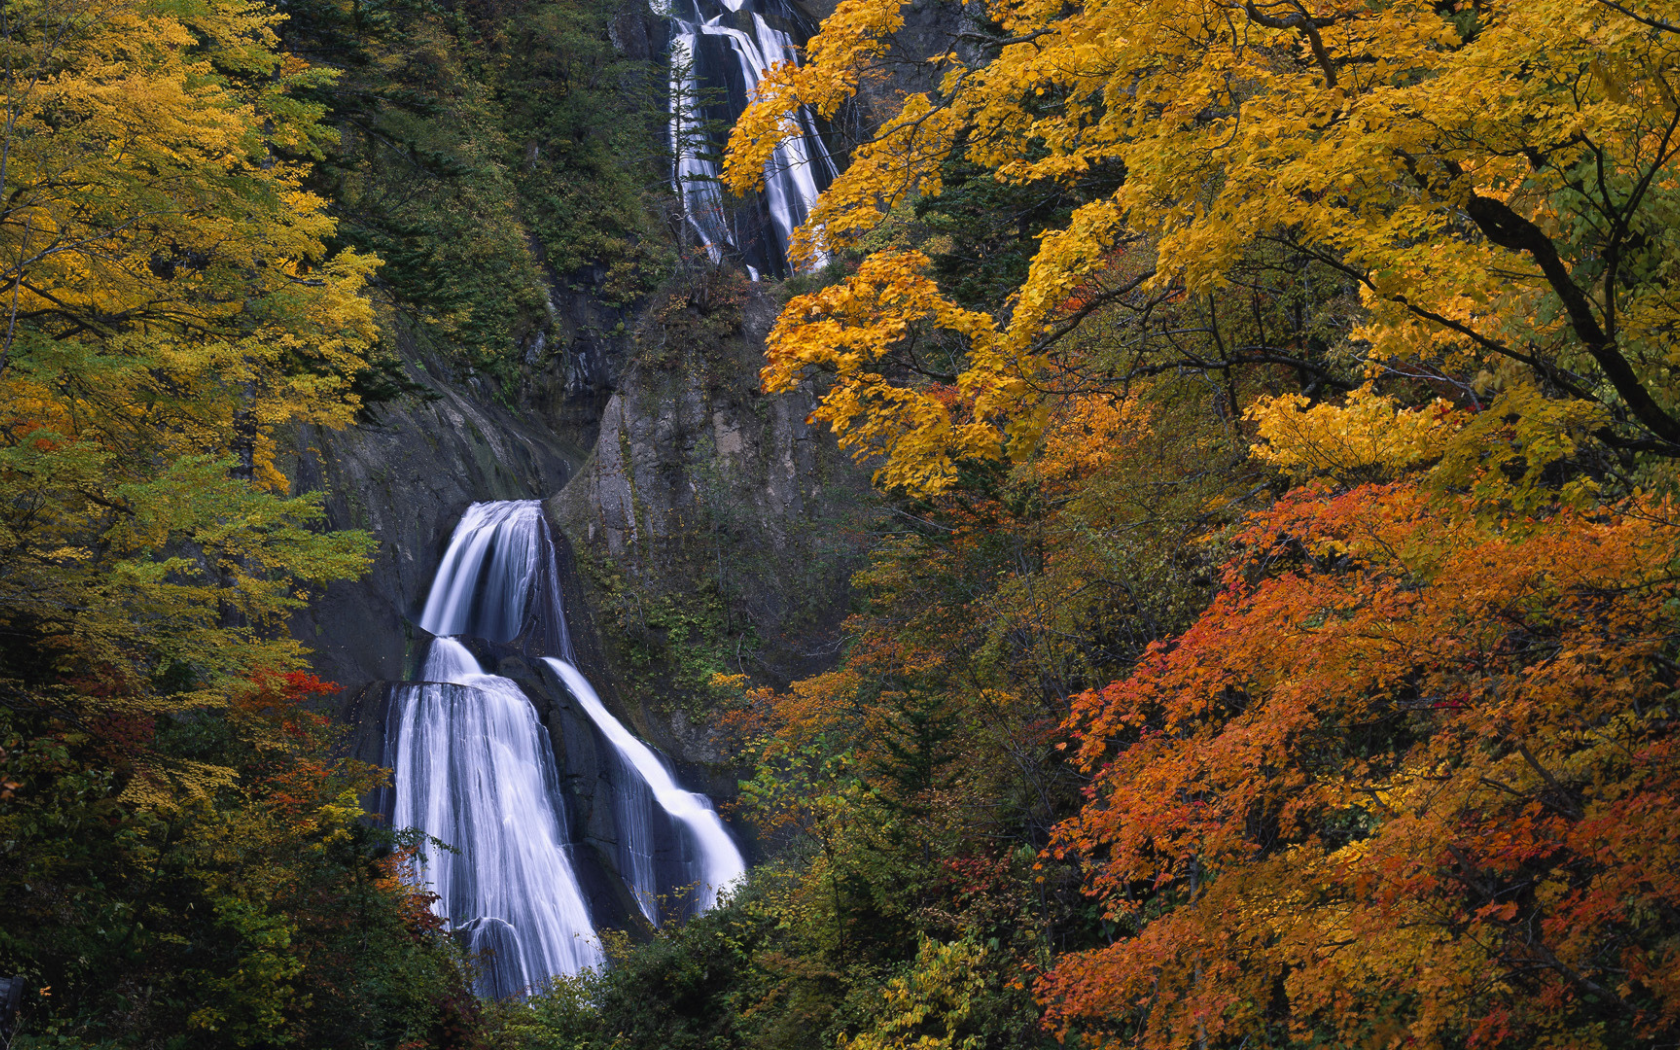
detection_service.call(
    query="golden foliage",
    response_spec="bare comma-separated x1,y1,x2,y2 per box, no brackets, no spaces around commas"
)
0,0,377,722
731,0,1680,490
843,937,991,1050
762,250,1012,493
1247,384,1460,479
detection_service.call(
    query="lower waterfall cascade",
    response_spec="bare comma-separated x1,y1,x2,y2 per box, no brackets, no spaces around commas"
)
546,658,745,919
383,500,746,997
388,639,603,998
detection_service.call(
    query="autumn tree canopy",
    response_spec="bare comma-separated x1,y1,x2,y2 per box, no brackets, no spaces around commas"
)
708,2,1680,1048
729,0,1680,492
0,2,473,1041
0,0,380,733
1043,408,1680,1047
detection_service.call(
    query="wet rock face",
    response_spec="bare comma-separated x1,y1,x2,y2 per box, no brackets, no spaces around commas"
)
284,342,590,695
548,277,878,771
553,346,825,569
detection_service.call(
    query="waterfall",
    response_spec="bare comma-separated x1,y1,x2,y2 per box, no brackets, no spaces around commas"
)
387,499,744,995
389,639,603,996
665,0,837,275
418,501,572,656
545,657,746,915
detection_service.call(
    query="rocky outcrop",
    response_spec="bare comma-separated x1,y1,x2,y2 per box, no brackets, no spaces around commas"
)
550,270,877,775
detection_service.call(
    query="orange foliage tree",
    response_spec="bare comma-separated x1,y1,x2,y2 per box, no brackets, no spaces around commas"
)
1041,399,1680,1047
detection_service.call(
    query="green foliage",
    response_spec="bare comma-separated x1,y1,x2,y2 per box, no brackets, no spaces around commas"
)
0,678,472,1049
592,553,751,717
498,0,673,302
485,891,766,1050
283,0,671,371
487,841,1053,1050
913,159,1087,315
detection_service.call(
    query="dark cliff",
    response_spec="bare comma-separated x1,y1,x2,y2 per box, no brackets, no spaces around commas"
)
280,0,892,937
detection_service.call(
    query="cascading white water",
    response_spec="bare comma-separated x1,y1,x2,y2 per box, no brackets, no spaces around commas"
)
390,639,603,996
388,499,745,995
545,657,746,913
420,501,554,644
665,0,836,274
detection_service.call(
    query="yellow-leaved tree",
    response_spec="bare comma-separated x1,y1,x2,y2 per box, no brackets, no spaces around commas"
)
729,0,1680,491
0,0,378,785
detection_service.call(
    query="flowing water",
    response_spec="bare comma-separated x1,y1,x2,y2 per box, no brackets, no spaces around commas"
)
386,499,743,995
546,657,747,917
389,639,603,997
665,0,837,275
417,501,573,657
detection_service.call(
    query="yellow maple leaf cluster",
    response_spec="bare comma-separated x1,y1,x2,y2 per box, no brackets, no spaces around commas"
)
731,0,1680,491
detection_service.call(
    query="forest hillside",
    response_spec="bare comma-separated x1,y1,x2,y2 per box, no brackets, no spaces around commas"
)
2,0,1678,1048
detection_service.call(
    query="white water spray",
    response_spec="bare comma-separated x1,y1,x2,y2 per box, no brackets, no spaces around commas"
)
546,657,746,914
420,502,546,642
390,639,603,996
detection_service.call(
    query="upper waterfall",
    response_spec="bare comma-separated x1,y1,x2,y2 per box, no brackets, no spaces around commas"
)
664,0,836,275
418,500,573,656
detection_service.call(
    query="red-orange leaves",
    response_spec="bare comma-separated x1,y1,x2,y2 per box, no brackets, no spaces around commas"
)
1042,481,1680,1049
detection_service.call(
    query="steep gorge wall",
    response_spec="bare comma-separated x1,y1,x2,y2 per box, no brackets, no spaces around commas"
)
290,269,875,744
549,270,878,781
280,0,966,698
